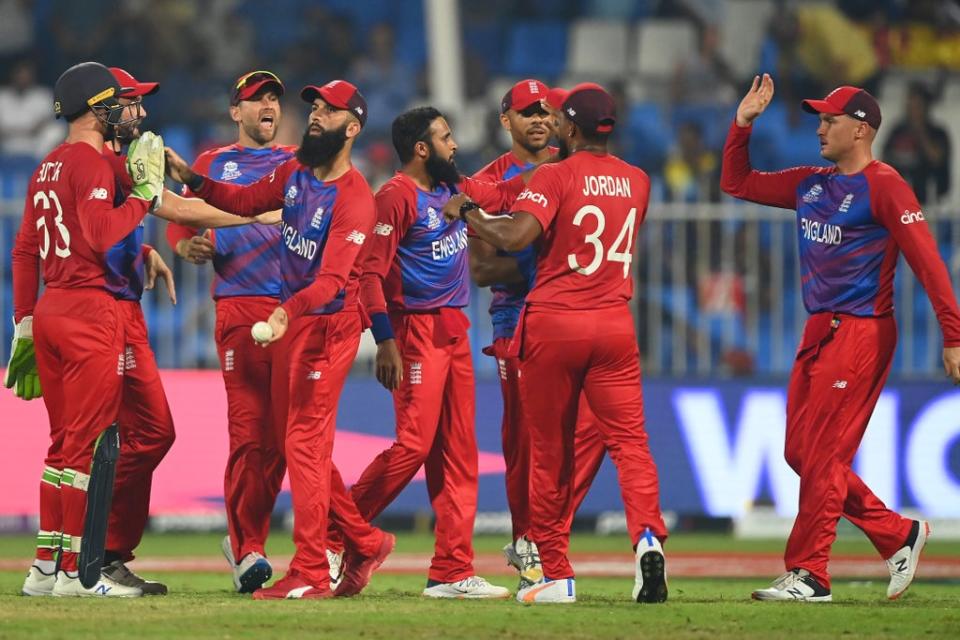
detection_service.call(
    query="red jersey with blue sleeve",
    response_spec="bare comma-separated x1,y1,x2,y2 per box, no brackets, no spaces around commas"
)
361,172,525,321
509,151,650,311
190,159,376,319
167,144,295,299
720,120,960,345
11,142,151,320
473,151,555,339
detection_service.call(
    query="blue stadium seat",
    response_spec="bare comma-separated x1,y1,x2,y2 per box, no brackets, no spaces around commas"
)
0,155,38,201
504,22,568,79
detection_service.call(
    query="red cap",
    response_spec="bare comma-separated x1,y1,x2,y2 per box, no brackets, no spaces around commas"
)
109,67,159,97
501,79,549,114
301,80,367,127
231,70,284,105
546,82,616,134
802,85,881,129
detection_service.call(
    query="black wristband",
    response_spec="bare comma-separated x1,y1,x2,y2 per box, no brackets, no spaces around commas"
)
459,201,479,221
185,172,205,192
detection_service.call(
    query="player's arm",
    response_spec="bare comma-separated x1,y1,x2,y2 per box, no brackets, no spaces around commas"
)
74,159,152,252
468,236,525,287
166,147,291,216
871,174,960,382
362,184,415,391
154,190,276,228
459,174,526,212
11,180,41,322
720,74,820,209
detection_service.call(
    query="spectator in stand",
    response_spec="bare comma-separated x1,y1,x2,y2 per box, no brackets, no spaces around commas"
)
349,24,417,138
0,60,66,158
664,121,720,203
882,83,951,205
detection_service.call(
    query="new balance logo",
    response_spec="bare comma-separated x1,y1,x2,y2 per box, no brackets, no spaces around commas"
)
345,230,366,245
88,187,109,200
374,222,393,236
95,584,112,595
900,210,925,225
306,371,321,380
832,380,847,389
787,587,804,599
894,558,908,573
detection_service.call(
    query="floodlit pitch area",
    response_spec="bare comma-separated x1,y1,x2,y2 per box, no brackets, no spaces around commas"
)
1,533,958,639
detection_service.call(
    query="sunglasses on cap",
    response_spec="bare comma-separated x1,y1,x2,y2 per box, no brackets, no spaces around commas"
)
235,70,282,91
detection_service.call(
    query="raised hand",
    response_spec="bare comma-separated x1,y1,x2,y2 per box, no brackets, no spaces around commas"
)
127,131,166,210
442,193,470,223
736,73,775,127
164,146,196,185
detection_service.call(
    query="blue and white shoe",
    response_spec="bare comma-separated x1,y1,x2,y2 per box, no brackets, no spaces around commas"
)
517,577,576,604
633,528,668,603
221,534,272,593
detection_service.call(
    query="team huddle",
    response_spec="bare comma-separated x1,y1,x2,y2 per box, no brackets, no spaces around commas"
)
6,61,960,604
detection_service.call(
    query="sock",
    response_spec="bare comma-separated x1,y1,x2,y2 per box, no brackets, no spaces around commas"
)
36,466,63,562
59,468,91,573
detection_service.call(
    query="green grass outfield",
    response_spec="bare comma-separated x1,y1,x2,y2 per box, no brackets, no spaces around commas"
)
0,532,957,639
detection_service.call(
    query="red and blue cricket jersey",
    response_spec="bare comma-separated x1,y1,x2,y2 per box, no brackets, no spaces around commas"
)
100,148,153,301
189,158,376,319
361,171,525,336
721,120,960,344
167,144,295,299
472,151,555,340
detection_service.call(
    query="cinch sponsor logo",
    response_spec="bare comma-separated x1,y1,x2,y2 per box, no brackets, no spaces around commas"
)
582,175,632,198
800,217,842,246
900,210,925,224
431,227,468,261
374,222,393,236
281,221,317,259
517,189,548,208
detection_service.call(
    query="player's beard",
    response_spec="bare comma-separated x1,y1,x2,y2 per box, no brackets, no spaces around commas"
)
424,141,461,188
519,135,549,155
297,123,348,167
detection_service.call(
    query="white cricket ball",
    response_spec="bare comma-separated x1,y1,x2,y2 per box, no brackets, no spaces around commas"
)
251,321,274,343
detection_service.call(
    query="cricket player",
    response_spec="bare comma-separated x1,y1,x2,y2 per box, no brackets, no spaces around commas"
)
721,75,960,602
165,80,394,600
87,66,176,596
470,79,606,588
11,61,166,597
166,70,295,593
333,106,525,599
446,83,669,604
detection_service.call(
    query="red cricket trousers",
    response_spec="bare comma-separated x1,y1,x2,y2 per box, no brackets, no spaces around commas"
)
784,313,912,588
345,310,479,583
105,301,176,561
517,306,667,580
214,296,287,561
486,337,606,541
285,310,384,587
33,288,125,571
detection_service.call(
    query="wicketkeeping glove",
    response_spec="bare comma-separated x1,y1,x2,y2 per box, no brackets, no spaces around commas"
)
126,131,166,211
4,316,42,400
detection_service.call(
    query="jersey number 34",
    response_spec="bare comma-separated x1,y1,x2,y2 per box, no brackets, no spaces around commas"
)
568,205,636,278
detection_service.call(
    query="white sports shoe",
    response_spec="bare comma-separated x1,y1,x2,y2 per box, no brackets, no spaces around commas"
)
886,520,930,600
503,537,543,589
633,529,668,603
516,578,576,604
422,575,511,599
752,569,832,603
22,564,56,596
221,535,272,593
327,548,343,590
51,570,142,597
